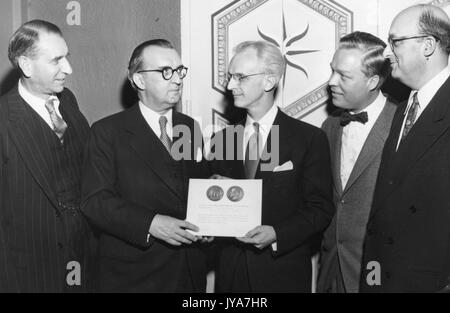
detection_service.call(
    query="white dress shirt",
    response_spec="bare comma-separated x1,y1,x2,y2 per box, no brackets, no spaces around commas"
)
340,92,386,189
18,80,63,130
139,101,173,140
244,104,279,251
396,66,450,150
243,104,278,161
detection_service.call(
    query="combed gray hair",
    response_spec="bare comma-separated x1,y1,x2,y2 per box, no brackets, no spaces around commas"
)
8,19,63,69
233,41,285,82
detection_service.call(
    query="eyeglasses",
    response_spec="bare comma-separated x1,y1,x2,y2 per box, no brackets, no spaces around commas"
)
137,66,188,80
226,72,266,84
388,34,435,50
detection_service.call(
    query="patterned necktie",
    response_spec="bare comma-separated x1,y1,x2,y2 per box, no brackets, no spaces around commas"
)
244,122,261,179
339,110,368,126
45,97,67,141
400,92,419,143
159,115,172,153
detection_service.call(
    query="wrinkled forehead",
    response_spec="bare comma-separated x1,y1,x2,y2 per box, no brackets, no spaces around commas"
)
141,46,181,68
389,9,421,37
229,48,263,73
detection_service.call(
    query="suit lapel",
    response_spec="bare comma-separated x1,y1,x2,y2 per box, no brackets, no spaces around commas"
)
6,88,59,209
257,110,293,180
386,77,450,194
344,100,394,192
126,105,183,200
328,118,344,195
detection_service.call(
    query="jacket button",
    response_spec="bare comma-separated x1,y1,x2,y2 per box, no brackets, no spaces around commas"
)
367,229,374,236
57,243,64,249
388,180,393,185
338,239,344,245
387,237,394,245
409,206,417,213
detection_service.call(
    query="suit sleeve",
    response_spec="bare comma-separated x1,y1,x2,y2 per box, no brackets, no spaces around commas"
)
81,122,156,248
273,128,335,256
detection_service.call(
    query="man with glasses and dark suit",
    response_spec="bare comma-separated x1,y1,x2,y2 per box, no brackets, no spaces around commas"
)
210,41,334,292
361,4,450,292
81,39,210,292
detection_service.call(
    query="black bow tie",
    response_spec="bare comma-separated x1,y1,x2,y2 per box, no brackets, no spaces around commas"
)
339,111,368,126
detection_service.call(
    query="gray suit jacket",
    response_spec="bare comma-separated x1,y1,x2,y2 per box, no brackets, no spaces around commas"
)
317,98,396,293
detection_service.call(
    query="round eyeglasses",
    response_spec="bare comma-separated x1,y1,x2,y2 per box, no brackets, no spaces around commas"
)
226,72,266,84
138,66,188,80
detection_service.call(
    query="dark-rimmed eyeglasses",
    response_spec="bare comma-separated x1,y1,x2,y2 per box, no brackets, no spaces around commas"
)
226,72,266,84
388,34,436,50
138,66,188,80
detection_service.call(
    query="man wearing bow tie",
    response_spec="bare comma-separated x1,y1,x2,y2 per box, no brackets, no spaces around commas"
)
210,41,334,292
81,39,210,292
0,20,93,292
317,31,397,293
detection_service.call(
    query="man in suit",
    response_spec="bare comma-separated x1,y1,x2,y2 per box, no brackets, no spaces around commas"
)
360,4,450,292
210,41,334,292
317,32,396,293
81,39,210,292
0,20,92,292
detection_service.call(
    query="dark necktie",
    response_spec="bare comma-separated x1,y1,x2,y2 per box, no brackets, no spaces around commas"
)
339,110,368,126
159,115,172,153
244,122,261,179
45,97,67,141
400,92,419,143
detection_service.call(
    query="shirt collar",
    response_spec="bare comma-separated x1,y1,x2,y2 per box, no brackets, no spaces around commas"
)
361,91,386,122
18,79,60,108
404,66,450,114
245,104,278,135
139,101,173,136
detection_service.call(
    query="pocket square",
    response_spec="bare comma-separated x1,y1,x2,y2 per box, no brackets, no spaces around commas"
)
273,161,293,172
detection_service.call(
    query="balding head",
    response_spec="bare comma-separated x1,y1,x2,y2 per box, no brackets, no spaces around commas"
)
386,4,450,89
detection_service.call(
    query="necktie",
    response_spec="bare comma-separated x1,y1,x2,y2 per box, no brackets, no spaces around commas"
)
400,92,419,143
339,111,368,126
45,97,67,141
244,122,261,179
159,115,172,153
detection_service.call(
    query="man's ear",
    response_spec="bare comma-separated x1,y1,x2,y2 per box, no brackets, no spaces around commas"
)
132,72,145,90
264,74,278,92
367,75,380,91
18,56,32,78
424,36,437,58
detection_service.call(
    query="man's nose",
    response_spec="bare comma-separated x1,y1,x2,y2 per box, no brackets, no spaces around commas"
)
61,57,73,75
328,72,338,87
227,77,237,90
383,45,393,59
171,70,182,84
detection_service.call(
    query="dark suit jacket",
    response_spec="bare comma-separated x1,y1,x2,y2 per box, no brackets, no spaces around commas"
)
0,86,91,292
361,76,450,292
318,98,396,293
211,109,334,292
81,104,209,292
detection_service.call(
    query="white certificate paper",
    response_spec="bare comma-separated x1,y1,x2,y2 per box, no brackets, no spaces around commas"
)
186,179,262,237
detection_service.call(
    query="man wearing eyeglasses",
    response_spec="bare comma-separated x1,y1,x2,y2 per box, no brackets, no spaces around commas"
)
81,39,210,292
361,4,450,292
210,41,334,292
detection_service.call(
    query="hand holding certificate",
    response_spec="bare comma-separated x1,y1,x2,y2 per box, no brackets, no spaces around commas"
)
186,179,262,237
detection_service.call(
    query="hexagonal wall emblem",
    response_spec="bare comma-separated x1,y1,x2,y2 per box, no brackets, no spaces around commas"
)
212,0,353,120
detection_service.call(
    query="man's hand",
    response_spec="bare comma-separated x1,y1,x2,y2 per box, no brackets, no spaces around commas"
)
210,174,231,179
236,226,276,250
149,214,199,246
196,236,215,244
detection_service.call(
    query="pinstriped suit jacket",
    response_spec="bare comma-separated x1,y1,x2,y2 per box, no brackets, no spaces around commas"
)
0,85,92,292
